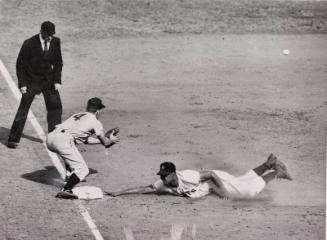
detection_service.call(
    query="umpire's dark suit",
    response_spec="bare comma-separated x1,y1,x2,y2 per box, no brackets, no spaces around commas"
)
8,30,63,145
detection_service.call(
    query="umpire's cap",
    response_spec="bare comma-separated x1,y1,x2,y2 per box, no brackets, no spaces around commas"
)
157,162,176,176
87,97,106,110
41,21,56,35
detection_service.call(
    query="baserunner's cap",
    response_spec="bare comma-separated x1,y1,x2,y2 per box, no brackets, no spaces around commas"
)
157,162,176,176
87,97,106,110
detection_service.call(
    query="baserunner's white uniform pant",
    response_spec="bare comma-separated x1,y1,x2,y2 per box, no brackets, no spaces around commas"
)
210,170,266,199
46,129,89,180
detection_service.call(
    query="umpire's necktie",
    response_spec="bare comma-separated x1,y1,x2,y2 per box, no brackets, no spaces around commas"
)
43,40,48,55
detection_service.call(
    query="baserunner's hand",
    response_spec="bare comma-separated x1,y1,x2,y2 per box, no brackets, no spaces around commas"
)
104,191,119,197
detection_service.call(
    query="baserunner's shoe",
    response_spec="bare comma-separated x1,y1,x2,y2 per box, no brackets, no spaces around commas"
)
265,153,288,172
275,166,293,181
56,190,78,199
274,159,288,172
265,153,278,169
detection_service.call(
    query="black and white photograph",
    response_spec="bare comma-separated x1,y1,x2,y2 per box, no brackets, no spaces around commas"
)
0,0,326,239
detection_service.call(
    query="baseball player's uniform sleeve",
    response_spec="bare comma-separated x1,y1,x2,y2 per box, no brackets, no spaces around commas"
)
152,180,166,191
93,120,104,136
152,180,173,192
152,180,181,196
178,170,201,185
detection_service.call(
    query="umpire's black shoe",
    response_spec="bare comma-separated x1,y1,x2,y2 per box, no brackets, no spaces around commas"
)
56,190,78,199
7,141,18,149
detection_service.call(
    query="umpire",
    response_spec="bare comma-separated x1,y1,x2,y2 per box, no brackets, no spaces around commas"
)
7,21,63,148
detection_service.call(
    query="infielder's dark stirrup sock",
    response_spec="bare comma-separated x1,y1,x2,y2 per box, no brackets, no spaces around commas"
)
63,173,80,191
65,163,73,172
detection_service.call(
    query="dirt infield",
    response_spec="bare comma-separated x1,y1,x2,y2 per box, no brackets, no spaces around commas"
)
0,0,326,240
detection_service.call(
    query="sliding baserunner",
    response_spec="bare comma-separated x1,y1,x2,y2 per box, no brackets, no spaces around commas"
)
106,154,292,199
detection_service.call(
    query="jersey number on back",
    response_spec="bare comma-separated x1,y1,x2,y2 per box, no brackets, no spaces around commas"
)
73,113,86,121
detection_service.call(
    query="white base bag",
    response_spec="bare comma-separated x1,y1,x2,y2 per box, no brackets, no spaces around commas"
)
72,186,104,200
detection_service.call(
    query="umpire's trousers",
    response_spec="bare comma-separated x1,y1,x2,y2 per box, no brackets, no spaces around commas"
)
8,89,62,143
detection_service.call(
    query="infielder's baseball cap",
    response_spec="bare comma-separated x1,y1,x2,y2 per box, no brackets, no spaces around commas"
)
157,162,176,176
41,21,56,35
87,97,106,110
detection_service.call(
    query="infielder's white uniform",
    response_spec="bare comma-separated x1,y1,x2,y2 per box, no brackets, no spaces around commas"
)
46,112,104,180
153,169,266,199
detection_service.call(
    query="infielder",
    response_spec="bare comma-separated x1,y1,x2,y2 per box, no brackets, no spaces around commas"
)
46,97,119,199
106,154,292,199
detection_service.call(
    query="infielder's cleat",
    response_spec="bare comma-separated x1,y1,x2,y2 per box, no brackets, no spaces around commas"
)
275,166,293,181
56,190,78,199
7,141,18,149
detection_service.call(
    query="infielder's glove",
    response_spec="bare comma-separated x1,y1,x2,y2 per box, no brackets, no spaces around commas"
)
105,127,120,148
105,127,119,138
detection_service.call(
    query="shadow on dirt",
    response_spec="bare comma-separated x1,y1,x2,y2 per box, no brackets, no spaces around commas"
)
21,166,99,187
230,196,272,207
21,166,63,187
0,126,42,146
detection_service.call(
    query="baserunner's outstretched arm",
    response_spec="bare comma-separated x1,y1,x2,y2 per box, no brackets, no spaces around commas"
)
105,185,156,196
105,185,180,197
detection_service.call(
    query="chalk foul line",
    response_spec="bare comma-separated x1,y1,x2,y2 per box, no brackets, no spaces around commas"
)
0,58,104,240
